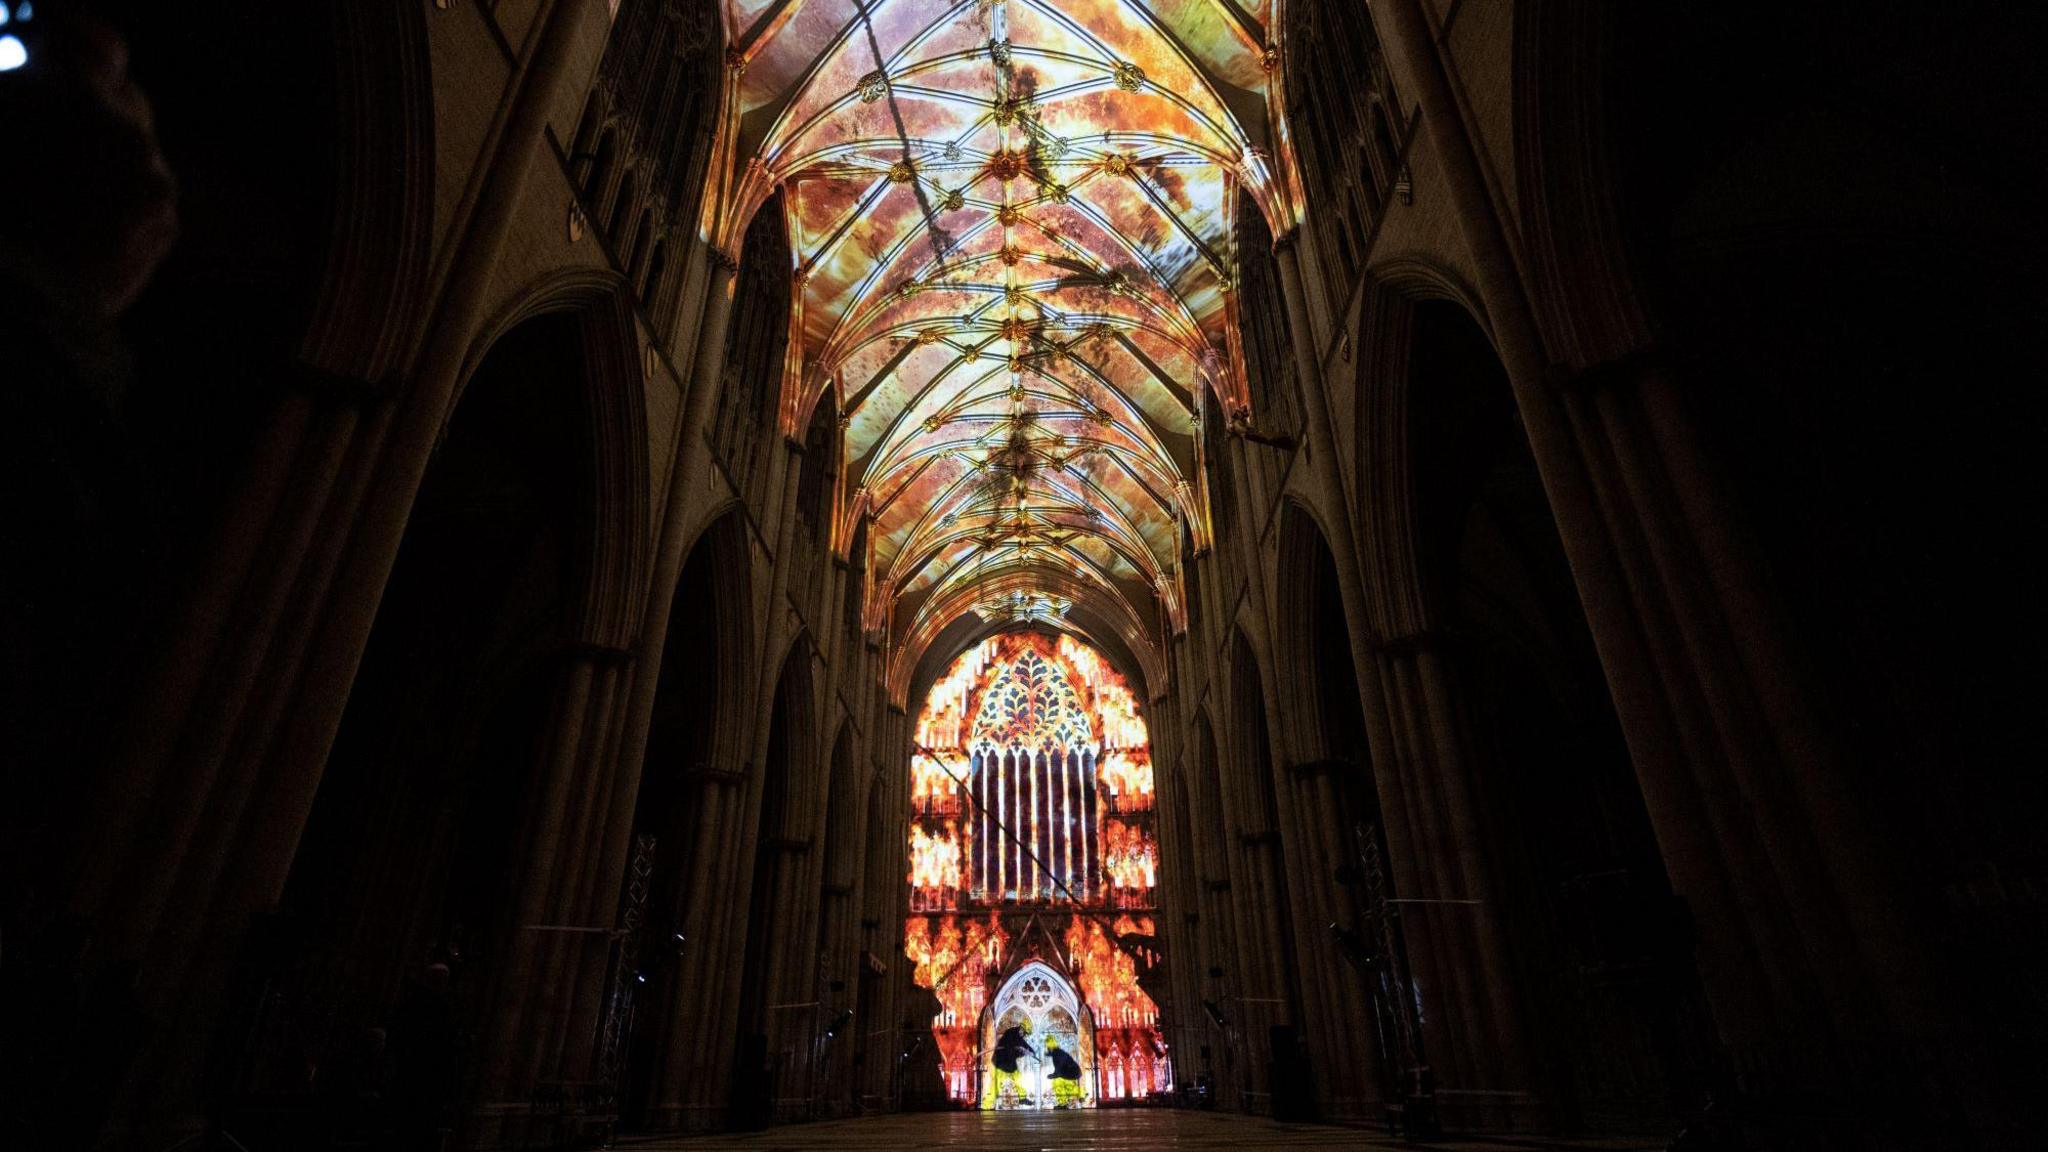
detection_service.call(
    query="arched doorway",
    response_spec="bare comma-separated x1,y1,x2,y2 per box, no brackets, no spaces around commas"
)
732,639,820,1127
812,722,863,1116
270,302,630,1142
1226,630,1312,1119
983,961,1095,1110
619,509,752,1131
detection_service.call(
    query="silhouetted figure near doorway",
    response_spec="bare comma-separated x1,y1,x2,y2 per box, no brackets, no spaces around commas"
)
0,9,177,1146
0,1,180,775
1046,1036,1083,1108
733,1031,773,1129
387,964,456,1151
992,1022,1032,1105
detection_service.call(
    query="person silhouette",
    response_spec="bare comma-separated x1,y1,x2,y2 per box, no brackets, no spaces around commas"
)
992,1019,1033,1104
387,963,456,1151
1046,1035,1083,1108
1,11,177,1139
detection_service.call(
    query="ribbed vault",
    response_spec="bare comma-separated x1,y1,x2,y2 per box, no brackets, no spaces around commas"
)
715,0,1294,692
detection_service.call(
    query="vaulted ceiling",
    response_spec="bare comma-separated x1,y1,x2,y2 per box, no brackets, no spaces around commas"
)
718,0,1292,693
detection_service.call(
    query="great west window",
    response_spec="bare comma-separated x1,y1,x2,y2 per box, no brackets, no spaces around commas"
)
905,632,1167,1108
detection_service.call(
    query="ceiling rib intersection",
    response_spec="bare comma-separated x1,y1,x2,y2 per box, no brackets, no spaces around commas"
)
724,0,1286,695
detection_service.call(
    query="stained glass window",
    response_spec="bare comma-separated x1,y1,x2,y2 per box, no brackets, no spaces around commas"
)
905,632,1166,1107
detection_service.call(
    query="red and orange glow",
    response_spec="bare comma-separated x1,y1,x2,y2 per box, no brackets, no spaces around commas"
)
1065,914,1170,1099
1101,818,1158,901
905,912,1007,1025
907,631,1166,1104
904,912,1010,1100
1064,915,1157,1031
1099,752,1153,811
908,821,966,907
911,752,965,816
1111,914,1155,937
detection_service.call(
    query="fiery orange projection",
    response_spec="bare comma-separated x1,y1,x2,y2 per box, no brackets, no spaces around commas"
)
1102,818,1158,903
908,821,966,907
904,912,1009,1100
905,632,1167,1106
1066,915,1166,1100
726,0,1272,1108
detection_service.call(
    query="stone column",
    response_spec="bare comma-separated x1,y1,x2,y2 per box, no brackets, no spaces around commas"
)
1282,757,1387,1119
1274,230,1469,1120
589,240,741,1064
471,645,636,1144
551,647,650,1084
1369,643,1489,1098
1247,642,1371,1120
1199,871,1244,1111
1367,3,1966,1136
516,648,641,1092
652,767,746,1128
76,6,604,1139
686,436,807,1122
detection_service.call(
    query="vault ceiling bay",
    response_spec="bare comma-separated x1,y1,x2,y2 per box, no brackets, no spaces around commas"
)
730,0,1285,689
814,228,1206,466
790,156,1228,365
727,0,1278,77
729,0,1280,170
876,410,1178,596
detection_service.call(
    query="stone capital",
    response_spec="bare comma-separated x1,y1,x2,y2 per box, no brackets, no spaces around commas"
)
564,639,637,665
1543,343,1665,395
1373,628,1452,656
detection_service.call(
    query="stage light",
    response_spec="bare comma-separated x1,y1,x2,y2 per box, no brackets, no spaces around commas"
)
0,1,27,72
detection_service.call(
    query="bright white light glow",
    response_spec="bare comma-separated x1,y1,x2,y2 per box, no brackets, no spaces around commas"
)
0,35,27,72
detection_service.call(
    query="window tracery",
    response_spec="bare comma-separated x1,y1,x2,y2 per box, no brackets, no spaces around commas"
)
1287,0,1408,293
905,632,1166,1106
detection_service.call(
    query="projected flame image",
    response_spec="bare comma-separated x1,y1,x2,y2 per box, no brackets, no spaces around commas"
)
906,632,1166,1108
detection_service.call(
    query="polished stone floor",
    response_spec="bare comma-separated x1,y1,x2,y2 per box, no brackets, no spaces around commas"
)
623,1110,1668,1150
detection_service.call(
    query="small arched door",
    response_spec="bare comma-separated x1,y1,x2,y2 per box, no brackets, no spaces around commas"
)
981,961,1095,1110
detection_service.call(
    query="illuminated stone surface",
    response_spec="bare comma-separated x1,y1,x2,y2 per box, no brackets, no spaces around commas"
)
909,632,1163,1107
722,0,1288,682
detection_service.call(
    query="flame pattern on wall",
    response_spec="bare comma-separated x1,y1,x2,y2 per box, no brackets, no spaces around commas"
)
906,631,1166,1105
1066,915,1166,1100
1101,818,1158,901
908,821,965,899
903,912,1009,1101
